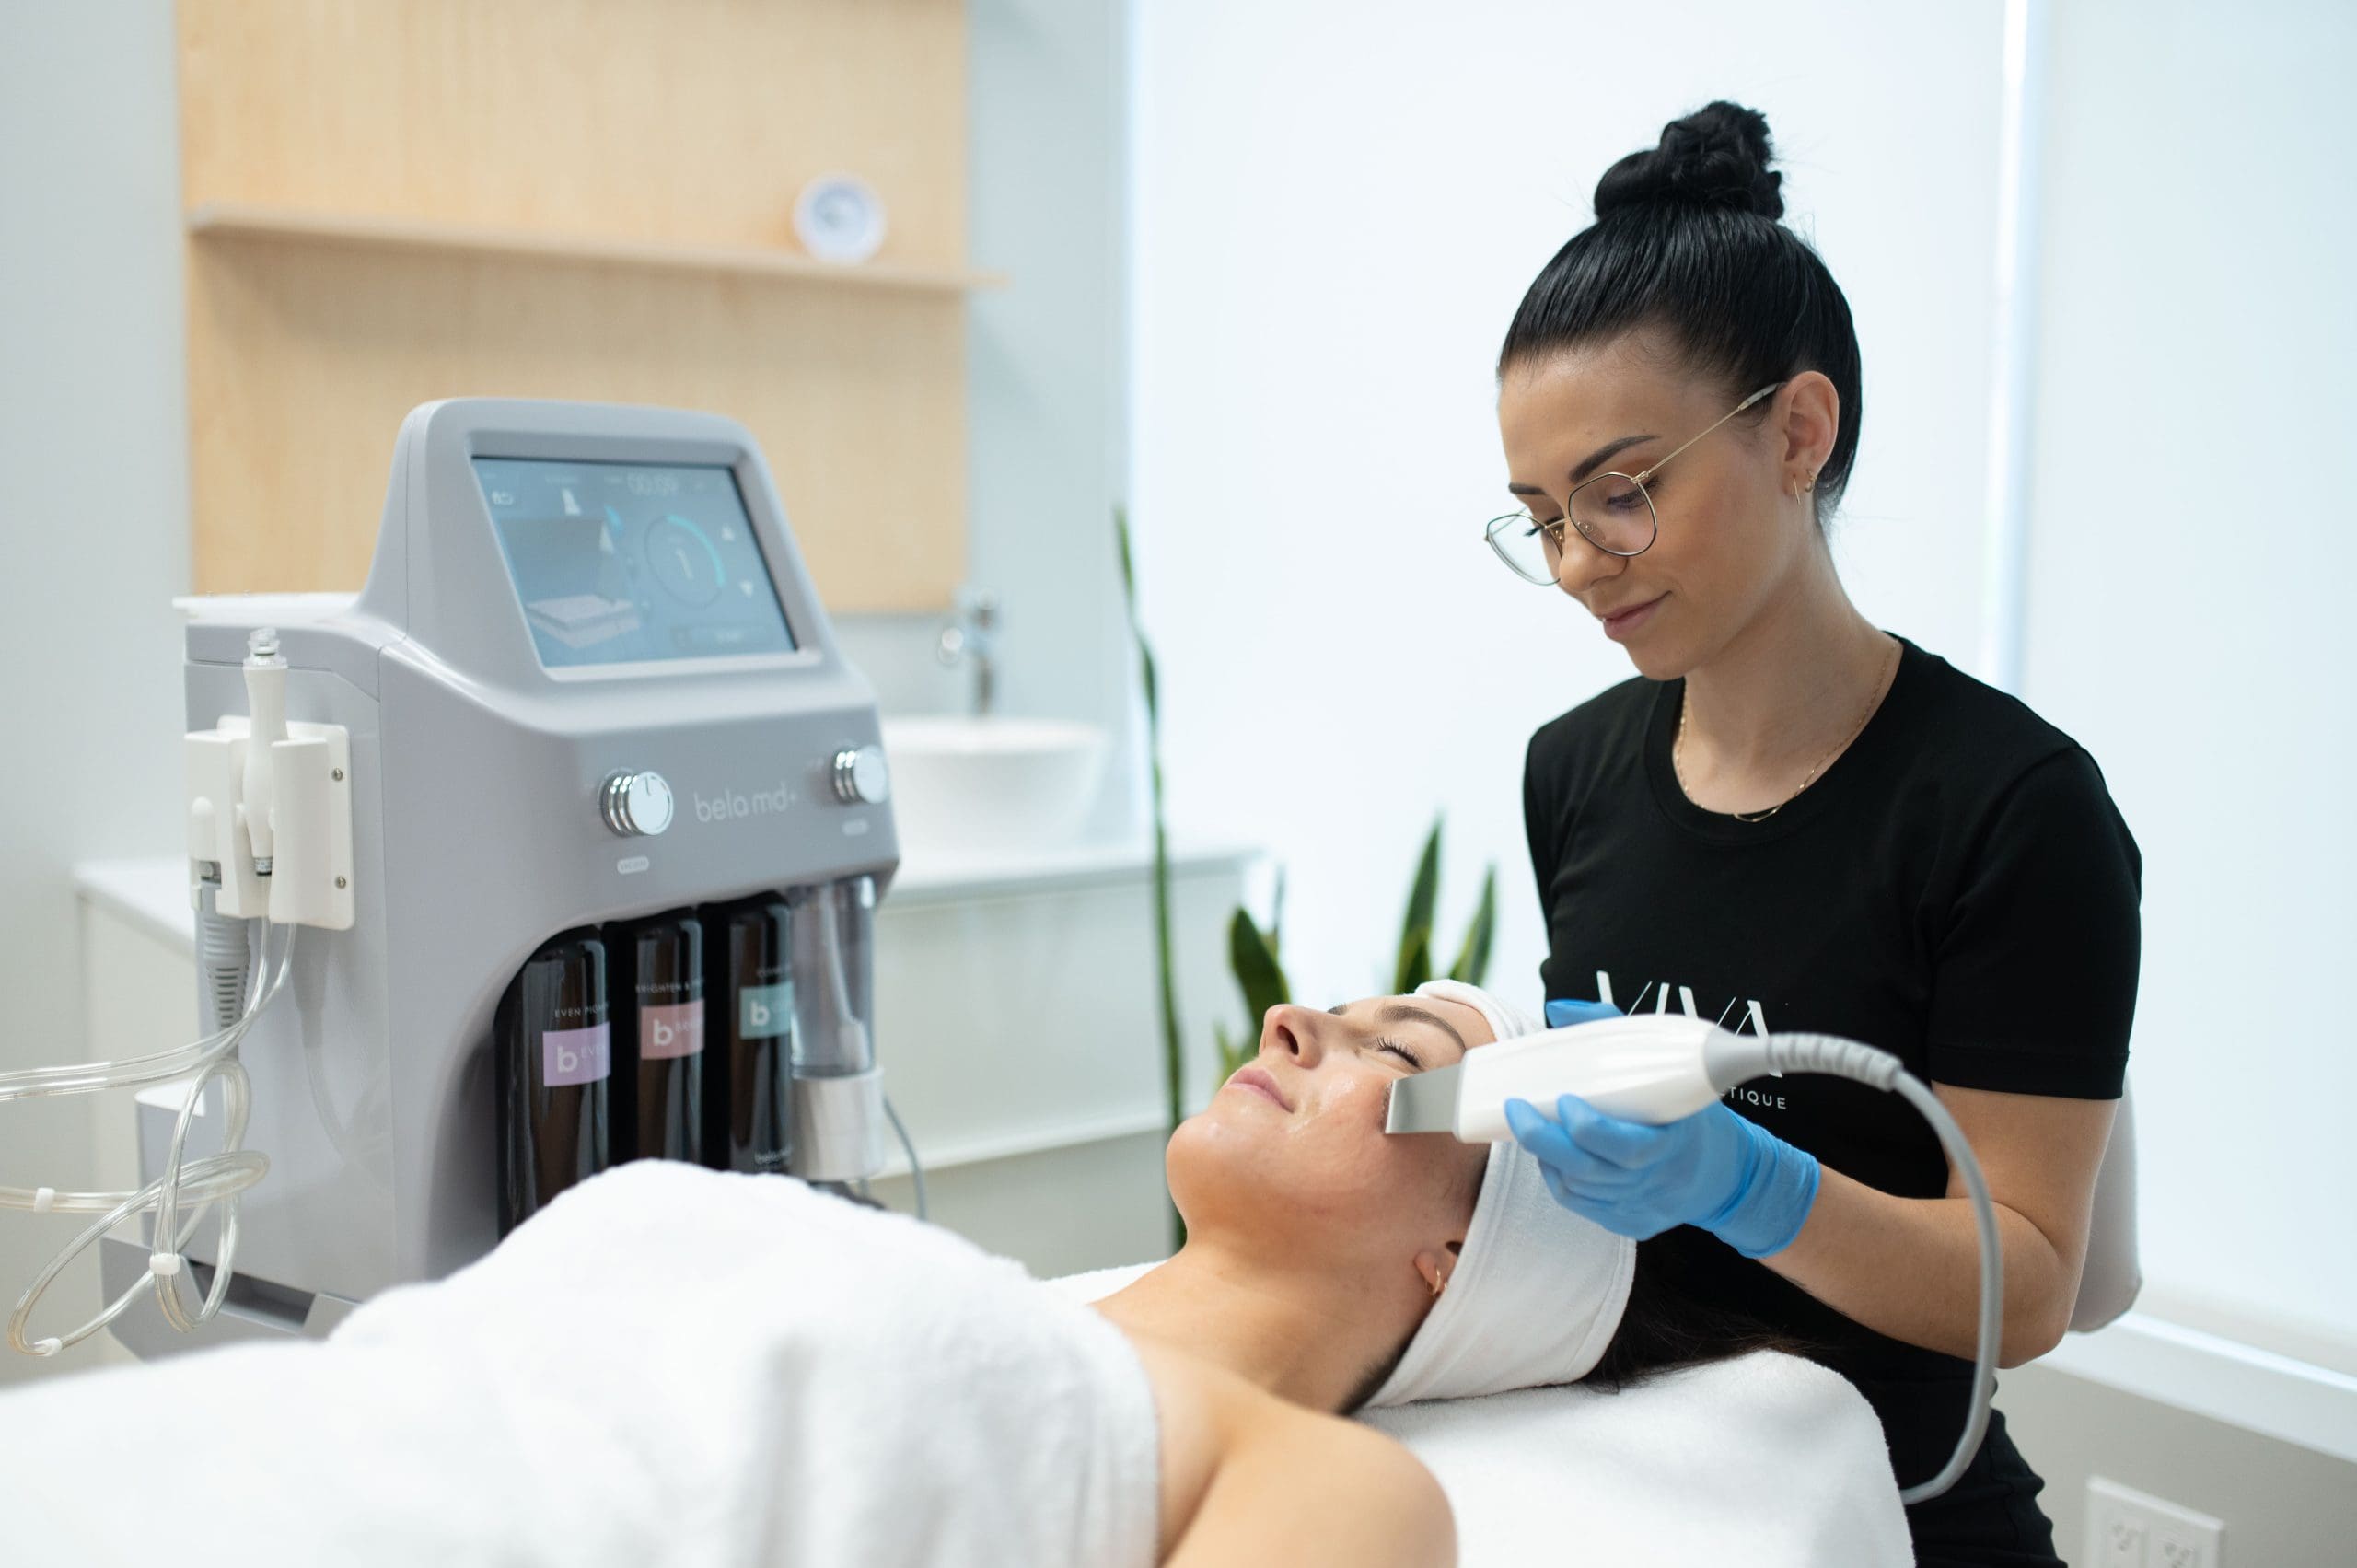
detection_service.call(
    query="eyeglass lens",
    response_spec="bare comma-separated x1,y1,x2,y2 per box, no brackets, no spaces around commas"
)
1486,472,1657,582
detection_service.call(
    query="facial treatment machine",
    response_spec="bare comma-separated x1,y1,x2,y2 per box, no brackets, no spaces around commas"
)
1387,1013,2004,1505
1,399,902,1362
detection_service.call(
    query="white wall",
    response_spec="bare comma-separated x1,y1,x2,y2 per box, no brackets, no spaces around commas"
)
0,0,189,1386
962,0,1138,836
2018,0,2357,1363
841,0,1136,818
1129,0,2004,1016
1994,1360,2357,1566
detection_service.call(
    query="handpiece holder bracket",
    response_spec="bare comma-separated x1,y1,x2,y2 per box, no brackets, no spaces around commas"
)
185,715,355,930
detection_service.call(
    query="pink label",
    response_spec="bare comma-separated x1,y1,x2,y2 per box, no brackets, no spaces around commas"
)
542,1022,610,1087
639,1001,705,1060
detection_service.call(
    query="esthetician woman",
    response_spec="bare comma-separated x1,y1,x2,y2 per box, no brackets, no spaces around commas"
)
1486,102,2141,1567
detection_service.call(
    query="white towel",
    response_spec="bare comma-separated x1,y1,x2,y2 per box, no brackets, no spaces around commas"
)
0,1164,1159,1568
1360,1352,1911,1567
1050,1265,1909,1566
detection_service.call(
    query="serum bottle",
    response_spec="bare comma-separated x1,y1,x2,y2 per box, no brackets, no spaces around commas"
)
496,929,611,1235
610,912,706,1165
702,895,794,1174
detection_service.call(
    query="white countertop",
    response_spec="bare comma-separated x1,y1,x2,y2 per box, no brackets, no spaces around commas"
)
75,839,1260,955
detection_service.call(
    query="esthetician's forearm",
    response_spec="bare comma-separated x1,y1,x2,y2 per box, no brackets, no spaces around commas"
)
1759,1167,2071,1366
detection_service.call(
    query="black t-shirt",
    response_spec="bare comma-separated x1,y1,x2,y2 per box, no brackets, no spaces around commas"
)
1523,633,2142,1492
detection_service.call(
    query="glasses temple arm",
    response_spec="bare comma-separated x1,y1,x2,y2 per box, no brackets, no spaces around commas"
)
1631,381,1785,485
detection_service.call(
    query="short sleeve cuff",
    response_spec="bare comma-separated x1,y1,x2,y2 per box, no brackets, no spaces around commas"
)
1926,1041,2126,1100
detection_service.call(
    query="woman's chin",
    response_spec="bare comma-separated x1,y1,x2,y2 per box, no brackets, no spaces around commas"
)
1620,628,1682,680
1166,1104,1265,1189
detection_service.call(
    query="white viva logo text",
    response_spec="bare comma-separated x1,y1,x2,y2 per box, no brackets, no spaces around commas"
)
1594,970,1788,1111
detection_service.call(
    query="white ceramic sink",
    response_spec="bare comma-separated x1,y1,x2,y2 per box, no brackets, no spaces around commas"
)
880,716,1109,863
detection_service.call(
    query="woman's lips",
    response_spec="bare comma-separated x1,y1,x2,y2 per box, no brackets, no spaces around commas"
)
1227,1065,1293,1110
1601,593,1666,642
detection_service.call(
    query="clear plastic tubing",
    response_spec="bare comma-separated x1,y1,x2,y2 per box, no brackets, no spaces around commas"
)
0,903,294,1355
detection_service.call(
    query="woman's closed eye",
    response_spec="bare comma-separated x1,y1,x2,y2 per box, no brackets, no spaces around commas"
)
1372,1036,1425,1070
1610,475,1660,510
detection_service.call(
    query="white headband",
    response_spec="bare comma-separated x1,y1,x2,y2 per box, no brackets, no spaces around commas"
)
1363,981,1637,1407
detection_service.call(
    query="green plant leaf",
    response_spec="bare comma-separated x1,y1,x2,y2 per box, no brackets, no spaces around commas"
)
1230,907,1291,1027
1448,865,1498,985
1268,867,1286,960
1114,505,1187,1252
1393,818,1442,993
1213,1021,1254,1084
1113,502,1140,604
1395,926,1434,997
1402,818,1442,942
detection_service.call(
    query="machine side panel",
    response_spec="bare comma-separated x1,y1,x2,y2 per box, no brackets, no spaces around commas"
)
179,658,397,1303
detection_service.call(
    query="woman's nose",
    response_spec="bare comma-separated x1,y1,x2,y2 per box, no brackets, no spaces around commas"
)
1260,1005,1326,1068
1555,530,1623,598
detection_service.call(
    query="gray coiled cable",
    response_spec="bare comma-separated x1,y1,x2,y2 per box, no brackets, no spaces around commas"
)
1759,1032,2003,1505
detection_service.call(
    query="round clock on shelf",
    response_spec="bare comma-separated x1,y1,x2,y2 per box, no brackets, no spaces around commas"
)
793,173,888,264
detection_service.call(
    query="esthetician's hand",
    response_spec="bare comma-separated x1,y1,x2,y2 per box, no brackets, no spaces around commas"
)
1504,1094,1821,1260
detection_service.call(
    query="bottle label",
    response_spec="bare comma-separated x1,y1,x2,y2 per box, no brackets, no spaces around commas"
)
640,1000,706,1060
543,1022,610,1087
739,981,792,1039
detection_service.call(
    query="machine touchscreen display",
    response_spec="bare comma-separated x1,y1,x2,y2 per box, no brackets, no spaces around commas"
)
476,458,797,668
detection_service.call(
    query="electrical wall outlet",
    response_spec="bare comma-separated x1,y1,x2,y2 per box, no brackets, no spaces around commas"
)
2087,1477,2225,1568
2094,1498,2148,1568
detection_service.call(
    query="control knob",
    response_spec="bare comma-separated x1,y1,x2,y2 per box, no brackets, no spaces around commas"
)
831,745,890,807
600,770,675,837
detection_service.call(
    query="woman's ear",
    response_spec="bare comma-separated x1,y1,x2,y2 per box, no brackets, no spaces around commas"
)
1776,371,1840,483
1412,1239,1464,1297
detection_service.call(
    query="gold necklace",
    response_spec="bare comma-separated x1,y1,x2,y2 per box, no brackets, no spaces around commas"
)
1674,636,1900,823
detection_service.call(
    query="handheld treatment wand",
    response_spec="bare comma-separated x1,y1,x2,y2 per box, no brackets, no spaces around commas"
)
1387,1014,2003,1506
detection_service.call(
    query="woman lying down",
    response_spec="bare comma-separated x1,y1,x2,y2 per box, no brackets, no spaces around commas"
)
0,981,1789,1567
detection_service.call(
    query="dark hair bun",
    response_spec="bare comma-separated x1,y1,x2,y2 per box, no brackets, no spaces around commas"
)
1594,100,1783,222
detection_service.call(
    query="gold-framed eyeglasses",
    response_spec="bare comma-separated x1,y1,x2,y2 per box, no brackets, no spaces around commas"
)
1484,381,1785,584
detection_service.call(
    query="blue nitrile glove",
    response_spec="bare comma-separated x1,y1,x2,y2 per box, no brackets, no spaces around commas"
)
1545,997,1624,1028
1503,1093,1821,1259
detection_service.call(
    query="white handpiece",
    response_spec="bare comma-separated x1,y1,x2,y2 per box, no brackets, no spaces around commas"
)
1385,1014,1776,1139
239,628,289,873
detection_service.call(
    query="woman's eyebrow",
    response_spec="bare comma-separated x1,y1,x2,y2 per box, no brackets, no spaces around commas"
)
1506,432,1658,495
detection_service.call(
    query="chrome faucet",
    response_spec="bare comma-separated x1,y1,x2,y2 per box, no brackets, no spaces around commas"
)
936,586,1000,716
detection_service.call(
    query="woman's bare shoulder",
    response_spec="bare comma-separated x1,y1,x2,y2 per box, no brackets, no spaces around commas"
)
1122,1336,1455,1567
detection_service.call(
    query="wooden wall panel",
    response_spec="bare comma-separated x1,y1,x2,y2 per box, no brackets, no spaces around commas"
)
179,0,966,262
187,235,966,610
176,0,971,611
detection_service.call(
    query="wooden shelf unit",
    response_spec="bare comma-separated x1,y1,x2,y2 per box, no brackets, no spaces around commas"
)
176,0,978,614
188,202,1007,296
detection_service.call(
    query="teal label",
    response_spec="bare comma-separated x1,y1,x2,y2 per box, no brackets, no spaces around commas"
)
740,981,792,1039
